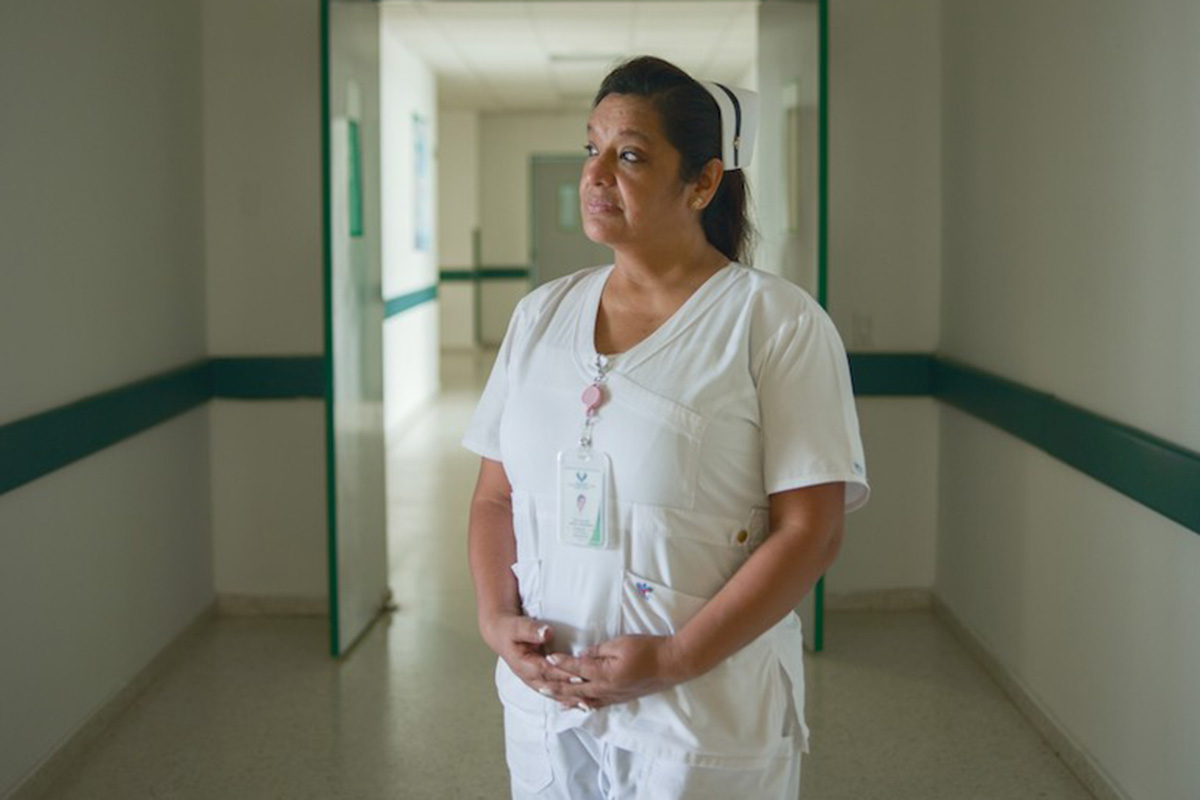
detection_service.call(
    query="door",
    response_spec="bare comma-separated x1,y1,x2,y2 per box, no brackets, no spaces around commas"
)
530,155,613,286
323,0,390,657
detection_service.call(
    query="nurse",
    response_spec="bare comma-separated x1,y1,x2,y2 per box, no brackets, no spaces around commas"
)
465,55,869,799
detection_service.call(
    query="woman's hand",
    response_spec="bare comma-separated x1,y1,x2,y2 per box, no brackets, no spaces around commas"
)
539,635,690,710
479,613,584,695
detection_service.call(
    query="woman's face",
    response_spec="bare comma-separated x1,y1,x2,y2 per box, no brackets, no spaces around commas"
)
580,93,697,252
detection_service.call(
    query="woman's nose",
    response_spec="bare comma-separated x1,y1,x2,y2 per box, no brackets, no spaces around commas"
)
583,153,614,185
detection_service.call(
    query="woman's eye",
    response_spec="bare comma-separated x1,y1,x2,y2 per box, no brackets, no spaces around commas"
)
584,144,598,156
620,150,641,163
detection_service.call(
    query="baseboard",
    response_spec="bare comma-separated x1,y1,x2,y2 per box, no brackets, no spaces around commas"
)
4,602,218,800
932,596,1129,800
824,587,933,611
216,593,327,617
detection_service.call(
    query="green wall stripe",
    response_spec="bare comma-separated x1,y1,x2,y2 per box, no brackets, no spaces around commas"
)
384,285,438,318
211,357,325,399
0,357,325,497
932,359,1200,535
0,362,211,495
848,353,933,396
3,353,1196,538
439,266,530,282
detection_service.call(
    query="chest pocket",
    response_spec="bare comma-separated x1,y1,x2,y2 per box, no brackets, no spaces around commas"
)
593,372,706,510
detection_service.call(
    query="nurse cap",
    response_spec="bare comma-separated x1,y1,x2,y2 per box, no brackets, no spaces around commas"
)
699,81,759,171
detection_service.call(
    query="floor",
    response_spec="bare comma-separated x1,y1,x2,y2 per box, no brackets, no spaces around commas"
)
31,352,1095,800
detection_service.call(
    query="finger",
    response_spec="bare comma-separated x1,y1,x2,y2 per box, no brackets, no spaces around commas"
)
553,681,602,700
513,619,554,646
514,649,585,681
544,652,601,680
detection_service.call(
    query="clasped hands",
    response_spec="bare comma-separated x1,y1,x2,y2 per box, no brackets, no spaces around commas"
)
483,612,691,711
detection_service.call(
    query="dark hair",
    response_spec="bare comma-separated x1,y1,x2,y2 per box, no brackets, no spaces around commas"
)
593,56,755,264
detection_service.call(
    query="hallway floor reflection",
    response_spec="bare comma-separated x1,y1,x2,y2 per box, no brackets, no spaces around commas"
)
32,351,1093,800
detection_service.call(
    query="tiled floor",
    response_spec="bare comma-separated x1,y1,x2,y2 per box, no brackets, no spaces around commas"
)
31,352,1095,799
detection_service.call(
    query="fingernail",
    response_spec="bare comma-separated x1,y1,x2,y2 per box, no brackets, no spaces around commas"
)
538,688,552,696
576,702,591,712
569,677,584,684
545,654,560,666
536,625,549,640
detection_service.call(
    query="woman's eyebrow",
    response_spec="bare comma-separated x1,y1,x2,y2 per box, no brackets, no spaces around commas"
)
586,125,652,143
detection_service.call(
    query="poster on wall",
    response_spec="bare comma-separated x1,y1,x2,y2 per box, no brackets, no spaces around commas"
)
413,113,431,251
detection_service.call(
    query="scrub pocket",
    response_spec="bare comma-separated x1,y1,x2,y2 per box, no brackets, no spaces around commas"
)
510,559,543,619
620,571,706,636
626,504,770,601
604,374,706,510
503,704,553,795
618,569,793,762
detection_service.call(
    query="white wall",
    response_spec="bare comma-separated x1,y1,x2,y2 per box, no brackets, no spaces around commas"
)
0,2,212,795
203,0,327,602
940,2,1200,798
438,110,480,269
437,110,481,349
474,112,586,345
755,2,816,288
379,18,440,432
829,0,942,354
479,111,591,266
825,0,943,602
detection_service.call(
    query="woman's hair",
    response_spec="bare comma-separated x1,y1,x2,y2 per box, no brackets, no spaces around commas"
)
593,56,755,265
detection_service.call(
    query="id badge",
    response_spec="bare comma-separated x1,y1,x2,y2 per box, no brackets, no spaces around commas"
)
557,449,610,549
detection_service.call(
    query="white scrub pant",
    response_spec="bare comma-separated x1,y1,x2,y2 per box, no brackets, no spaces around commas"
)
505,711,803,800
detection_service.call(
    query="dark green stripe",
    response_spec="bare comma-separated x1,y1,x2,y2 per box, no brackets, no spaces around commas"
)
3,352,1196,539
0,356,326,497
211,357,324,399
384,285,438,318
439,267,530,282
0,362,211,495
932,359,1200,535
848,353,933,396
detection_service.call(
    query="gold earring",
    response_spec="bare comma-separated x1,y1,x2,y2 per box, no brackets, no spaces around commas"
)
692,198,704,210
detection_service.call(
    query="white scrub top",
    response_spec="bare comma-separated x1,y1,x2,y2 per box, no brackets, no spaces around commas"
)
464,263,869,768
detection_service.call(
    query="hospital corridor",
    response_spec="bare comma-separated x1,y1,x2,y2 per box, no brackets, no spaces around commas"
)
3,0,1198,799
12,354,1093,799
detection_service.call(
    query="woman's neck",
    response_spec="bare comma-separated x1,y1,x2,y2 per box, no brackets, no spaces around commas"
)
610,237,729,296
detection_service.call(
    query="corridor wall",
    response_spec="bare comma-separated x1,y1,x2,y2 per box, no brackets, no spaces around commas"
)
939,2,1200,798
825,0,943,601
0,2,213,795
204,0,328,608
477,111,591,345
437,110,480,350
379,22,440,434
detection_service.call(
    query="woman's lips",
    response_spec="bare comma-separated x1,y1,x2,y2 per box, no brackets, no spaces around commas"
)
585,198,621,215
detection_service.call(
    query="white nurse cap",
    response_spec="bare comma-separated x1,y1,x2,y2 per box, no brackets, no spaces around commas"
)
699,81,759,171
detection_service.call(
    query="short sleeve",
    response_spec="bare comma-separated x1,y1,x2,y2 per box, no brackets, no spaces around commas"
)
754,305,869,511
461,306,523,462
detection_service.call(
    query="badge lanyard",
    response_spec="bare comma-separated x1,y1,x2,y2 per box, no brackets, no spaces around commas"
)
557,355,613,549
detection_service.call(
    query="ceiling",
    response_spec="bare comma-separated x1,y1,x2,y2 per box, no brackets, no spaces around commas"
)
380,1,759,113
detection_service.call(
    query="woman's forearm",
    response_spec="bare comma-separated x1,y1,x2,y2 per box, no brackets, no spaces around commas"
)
468,493,521,627
668,483,845,681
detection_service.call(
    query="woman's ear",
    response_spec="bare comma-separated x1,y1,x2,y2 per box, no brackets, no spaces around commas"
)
692,157,725,209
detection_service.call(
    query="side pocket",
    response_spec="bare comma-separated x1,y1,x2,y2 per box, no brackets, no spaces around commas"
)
503,704,553,794
510,489,538,562
510,559,543,619
620,571,707,636
774,616,810,753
